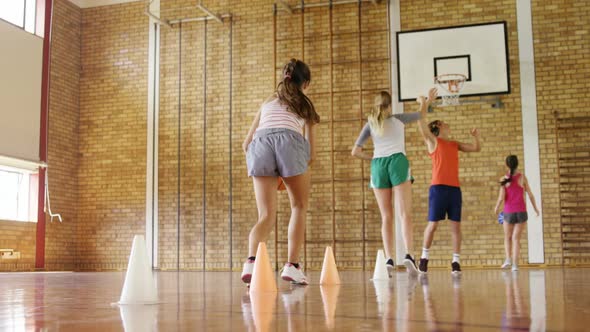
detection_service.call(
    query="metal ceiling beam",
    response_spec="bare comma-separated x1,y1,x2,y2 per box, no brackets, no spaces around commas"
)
197,2,223,24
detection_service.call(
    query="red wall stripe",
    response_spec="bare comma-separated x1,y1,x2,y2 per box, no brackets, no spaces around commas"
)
36,0,53,270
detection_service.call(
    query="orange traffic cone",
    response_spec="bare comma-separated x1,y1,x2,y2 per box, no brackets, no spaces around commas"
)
250,291,277,332
320,284,341,329
320,246,341,285
249,242,277,293
277,177,286,191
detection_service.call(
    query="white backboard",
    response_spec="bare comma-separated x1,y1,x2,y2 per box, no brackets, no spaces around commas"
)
396,21,510,101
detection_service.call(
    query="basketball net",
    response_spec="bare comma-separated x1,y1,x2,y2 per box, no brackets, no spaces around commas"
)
434,74,466,106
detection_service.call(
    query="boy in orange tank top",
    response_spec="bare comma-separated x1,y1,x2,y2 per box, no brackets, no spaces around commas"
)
416,88,482,274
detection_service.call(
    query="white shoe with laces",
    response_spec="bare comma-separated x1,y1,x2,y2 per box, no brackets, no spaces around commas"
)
403,254,419,276
501,259,512,269
241,259,255,284
280,263,308,285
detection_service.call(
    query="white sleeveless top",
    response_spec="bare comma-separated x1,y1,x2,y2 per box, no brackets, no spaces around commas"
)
256,98,305,135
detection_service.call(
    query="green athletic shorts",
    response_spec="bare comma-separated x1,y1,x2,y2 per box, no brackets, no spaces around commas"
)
370,153,412,189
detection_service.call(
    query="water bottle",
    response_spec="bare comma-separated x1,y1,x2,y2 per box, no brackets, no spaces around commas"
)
498,212,504,225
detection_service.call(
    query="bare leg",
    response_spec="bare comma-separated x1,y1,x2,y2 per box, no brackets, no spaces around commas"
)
450,220,461,255
393,181,414,255
423,222,439,249
503,223,515,261
512,223,526,265
373,188,394,259
282,172,311,263
248,176,278,257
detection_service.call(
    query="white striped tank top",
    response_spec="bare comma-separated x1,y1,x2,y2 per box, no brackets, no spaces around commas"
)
256,98,305,135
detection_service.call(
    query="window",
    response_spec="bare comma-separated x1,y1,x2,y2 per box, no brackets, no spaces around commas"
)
0,0,44,37
0,0,25,27
0,167,38,222
24,0,36,33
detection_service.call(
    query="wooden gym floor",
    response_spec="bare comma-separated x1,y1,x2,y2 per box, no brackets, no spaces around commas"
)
1,268,589,331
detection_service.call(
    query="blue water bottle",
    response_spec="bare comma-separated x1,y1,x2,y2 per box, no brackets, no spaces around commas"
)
498,212,504,225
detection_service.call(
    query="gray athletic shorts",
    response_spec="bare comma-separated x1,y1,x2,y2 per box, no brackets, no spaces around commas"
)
504,211,528,224
246,128,310,177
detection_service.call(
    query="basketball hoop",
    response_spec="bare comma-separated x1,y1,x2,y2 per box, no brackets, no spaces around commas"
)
434,74,466,106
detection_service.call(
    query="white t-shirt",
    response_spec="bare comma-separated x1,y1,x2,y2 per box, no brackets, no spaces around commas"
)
354,112,421,158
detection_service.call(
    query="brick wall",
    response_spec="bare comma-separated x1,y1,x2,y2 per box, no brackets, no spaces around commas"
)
157,0,271,270
18,0,584,271
45,0,80,271
532,0,590,265
0,0,80,272
227,0,275,271
156,0,391,271
77,1,148,270
400,0,525,268
399,0,589,268
0,220,36,271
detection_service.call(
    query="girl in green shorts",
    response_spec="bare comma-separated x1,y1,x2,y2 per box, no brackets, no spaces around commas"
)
352,91,424,276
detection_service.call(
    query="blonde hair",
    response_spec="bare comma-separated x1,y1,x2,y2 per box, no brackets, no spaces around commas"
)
368,91,392,136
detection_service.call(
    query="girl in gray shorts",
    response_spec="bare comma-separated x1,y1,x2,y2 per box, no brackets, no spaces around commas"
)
494,155,540,271
240,59,320,286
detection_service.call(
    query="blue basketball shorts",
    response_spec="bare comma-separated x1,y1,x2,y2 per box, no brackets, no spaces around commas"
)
428,185,462,222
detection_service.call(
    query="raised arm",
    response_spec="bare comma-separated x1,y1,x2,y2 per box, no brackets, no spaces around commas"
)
416,88,438,154
457,128,482,153
392,112,421,125
351,123,373,161
242,108,261,153
494,183,506,215
305,121,316,166
523,175,540,216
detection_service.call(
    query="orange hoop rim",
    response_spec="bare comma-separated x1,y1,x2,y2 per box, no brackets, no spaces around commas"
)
434,74,467,94
434,73,467,83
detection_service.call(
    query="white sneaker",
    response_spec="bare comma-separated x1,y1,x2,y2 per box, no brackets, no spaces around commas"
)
403,254,419,276
280,263,308,285
511,264,519,272
501,260,512,269
241,259,255,284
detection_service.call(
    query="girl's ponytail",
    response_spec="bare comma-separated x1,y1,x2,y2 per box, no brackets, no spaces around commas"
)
500,155,519,186
368,91,392,136
276,59,320,124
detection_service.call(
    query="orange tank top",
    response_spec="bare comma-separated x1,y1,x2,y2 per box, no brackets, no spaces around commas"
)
430,138,460,187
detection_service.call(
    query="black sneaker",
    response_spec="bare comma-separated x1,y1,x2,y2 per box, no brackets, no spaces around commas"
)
451,261,462,275
403,254,418,275
386,258,395,277
418,258,429,274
